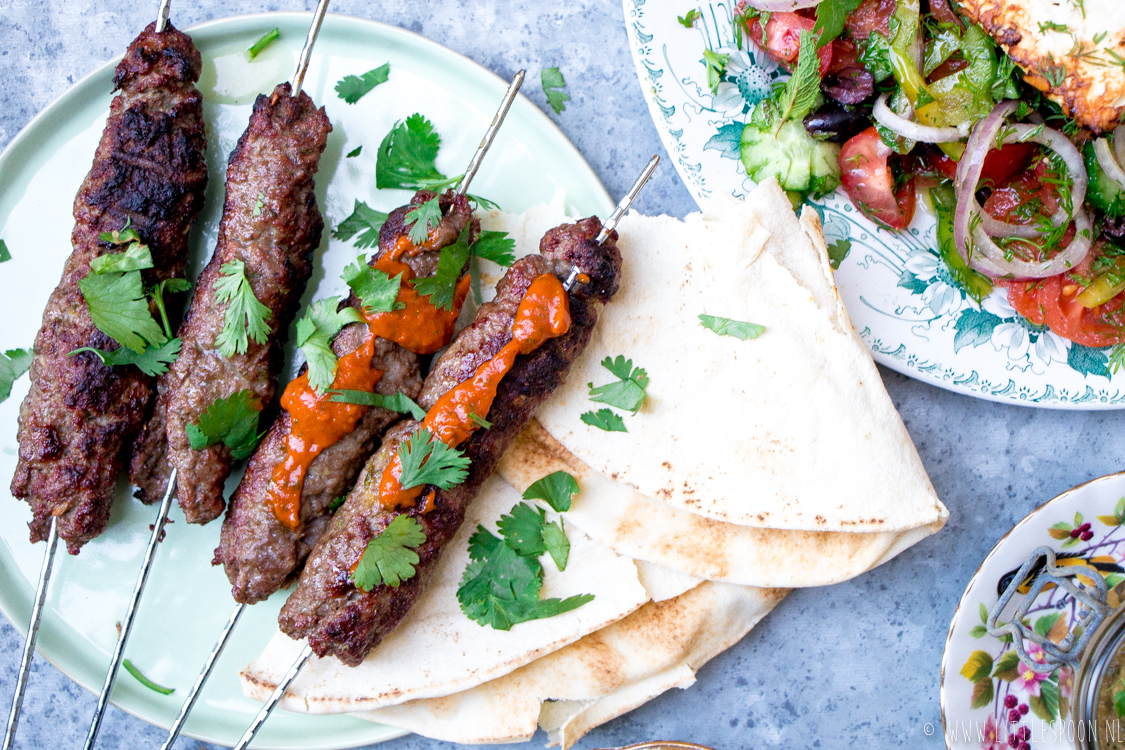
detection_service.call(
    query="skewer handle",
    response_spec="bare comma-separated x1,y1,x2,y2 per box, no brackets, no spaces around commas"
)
155,0,171,33
455,70,526,197
290,0,331,97
2,519,59,750
596,155,659,244
232,645,314,750
82,469,177,750
159,602,247,750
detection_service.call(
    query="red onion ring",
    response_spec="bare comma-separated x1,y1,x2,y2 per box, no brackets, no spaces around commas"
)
954,101,1017,267
744,0,824,10
872,94,967,143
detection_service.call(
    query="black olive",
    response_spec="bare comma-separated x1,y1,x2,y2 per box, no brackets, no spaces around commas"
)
803,103,871,143
1104,214,1125,241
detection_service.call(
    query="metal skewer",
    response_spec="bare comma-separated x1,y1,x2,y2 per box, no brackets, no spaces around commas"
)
155,0,171,33
82,469,177,750
456,70,525,196
2,520,58,750
228,154,659,750
290,0,331,97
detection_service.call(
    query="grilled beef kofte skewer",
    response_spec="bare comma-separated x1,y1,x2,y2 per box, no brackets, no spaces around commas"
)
280,216,622,665
129,83,332,525
216,191,476,604
11,22,208,555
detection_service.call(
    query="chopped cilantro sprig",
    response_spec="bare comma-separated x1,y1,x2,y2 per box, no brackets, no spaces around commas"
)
185,390,263,460
353,515,427,591
335,63,390,104
396,428,471,491
214,260,271,358
295,298,363,393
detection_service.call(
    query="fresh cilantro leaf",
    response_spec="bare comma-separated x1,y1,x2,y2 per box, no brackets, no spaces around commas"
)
813,0,864,47
468,194,500,211
122,659,174,695
702,49,729,93
214,260,272,358
0,348,33,402
376,114,456,191
774,30,823,127
328,389,427,420
587,355,648,413
469,411,492,429
98,219,141,246
252,192,266,217
328,495,347,511
342,256,402,314
295,297,364,393
678,9,700,27
90,242,154,275
542,520,570,571
413,223,471,310
522,470,579,512
185,390,263,460
397,428,471,491
470,231,515,267
333,200,389,249
827,238,851,269
353,515,427,591
580,408,627,432
335,63,390,104
405,196,443,246
698,314,765,341
541,67,571,114
457,530,592,631
0,240,9,263
346,145,363,158
71,337,182,377
149,278,191,340
79,267,168,353
247,28,279,60
497,502,547,557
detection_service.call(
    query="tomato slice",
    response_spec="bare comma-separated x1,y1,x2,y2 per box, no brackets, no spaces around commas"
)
922,143,1036,186
1005,248,1125,347
844,0,895,41
839,127,916,230
746,12,833,76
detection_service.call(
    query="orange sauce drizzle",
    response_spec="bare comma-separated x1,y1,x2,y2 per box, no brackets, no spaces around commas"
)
377,274,571,511
264,254,470,528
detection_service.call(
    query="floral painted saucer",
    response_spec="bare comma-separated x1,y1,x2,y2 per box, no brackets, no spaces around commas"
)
941,473,1125,749
622,0,1125,408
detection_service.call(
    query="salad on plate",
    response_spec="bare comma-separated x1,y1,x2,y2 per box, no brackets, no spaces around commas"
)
691,0,1125,358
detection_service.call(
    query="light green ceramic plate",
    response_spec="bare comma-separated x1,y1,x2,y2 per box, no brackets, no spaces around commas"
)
0,12,612,749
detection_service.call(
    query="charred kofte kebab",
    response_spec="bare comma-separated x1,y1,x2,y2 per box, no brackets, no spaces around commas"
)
226,158,658,749
4,1,207,747
157,73,529,750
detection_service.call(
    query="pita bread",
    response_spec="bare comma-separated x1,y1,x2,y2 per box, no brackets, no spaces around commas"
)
241,475,668,713
499,420,944,588
512,180,946,534
352,581,787,748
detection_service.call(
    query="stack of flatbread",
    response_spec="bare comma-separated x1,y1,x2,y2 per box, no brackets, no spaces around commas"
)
241,179,948,746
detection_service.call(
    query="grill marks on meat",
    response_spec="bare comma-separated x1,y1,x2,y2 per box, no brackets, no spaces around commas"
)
129,83,331,525
214,190,476,604
279,218,620,666
11,23,207,554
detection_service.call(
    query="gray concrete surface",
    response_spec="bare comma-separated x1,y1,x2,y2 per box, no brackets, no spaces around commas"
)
3,1,1124,748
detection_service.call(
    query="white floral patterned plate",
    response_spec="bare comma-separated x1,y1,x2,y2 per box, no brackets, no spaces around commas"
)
622,0,1125,409
940,472,1125,749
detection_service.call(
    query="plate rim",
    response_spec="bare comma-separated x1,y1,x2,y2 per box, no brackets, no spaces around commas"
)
0,10,613,749
937,470,1125,748
619,0,1125,412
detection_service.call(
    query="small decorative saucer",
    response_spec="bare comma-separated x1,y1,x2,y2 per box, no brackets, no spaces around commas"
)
941,472,1125,749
